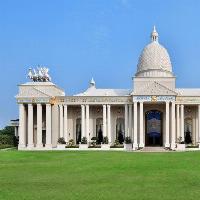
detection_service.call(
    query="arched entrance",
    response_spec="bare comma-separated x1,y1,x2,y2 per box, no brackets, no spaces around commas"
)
145,110,163,146
184,118,192,144
116,118,125,144
76,118,81,144
96,118,103,144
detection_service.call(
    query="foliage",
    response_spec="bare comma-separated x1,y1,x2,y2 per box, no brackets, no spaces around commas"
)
0,144,14,149
177,136,185,144
65,139,79,148
125,136,132,144
0,134,14,145
81,137,87,144
88,145,101,148
57,137,66,144
103,136,109,144
13,136,19,147
0,126,15,135
68,139,75,146
90,137,97,146
110,139,124,148
114,139,120,146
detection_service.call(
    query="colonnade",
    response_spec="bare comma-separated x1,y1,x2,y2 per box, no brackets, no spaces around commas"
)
18,101,200,149
18,103,52,149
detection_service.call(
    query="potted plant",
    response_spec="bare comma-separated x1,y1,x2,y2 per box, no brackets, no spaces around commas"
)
124,136,132,151
79,137,88,150
57,137,66,150
101,136,110,150
110,139,124,149
65,139,79,148
176,136,185,151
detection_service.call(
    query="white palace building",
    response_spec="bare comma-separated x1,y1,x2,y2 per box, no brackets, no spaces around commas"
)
16,27,200,151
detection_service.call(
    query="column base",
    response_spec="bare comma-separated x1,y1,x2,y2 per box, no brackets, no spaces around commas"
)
165,143,170,148
45,144,53,149
27,144,34,149
18,144,26,150
133,143,138,150
139,143,144,148
170,143,176,150
36,144,44,149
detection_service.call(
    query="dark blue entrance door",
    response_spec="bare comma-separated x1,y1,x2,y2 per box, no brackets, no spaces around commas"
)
145,110,163,146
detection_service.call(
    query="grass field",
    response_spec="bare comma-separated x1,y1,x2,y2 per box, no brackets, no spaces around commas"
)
0,151,200,200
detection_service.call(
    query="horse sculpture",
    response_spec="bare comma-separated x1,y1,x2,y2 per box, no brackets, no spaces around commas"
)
27,67,51,82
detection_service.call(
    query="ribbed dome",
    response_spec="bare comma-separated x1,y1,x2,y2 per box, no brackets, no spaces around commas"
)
136,27,173,77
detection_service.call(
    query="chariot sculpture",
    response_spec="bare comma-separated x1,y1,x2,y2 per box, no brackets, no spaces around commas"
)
27,67,51,82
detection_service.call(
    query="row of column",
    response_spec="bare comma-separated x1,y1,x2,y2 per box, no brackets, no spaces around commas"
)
18,103,52,149
58,104,112,143
125,101,178,148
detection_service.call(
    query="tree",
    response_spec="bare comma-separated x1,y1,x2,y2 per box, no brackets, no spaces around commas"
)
0,126,14,135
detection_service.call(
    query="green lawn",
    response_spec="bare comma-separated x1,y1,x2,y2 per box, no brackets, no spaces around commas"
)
0,151,200,200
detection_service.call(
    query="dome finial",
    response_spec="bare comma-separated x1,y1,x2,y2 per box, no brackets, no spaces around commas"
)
151,25,159,42
90,77,95,87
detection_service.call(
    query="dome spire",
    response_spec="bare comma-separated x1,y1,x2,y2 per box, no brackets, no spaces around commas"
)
151,25,159,42
89,77,95,88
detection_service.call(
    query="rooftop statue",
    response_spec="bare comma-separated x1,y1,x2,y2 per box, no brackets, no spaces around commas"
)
27,67,52,82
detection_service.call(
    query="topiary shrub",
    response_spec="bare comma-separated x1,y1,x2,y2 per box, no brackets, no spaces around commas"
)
103,136,109,144
57,137,66,144
125,136,132,144
81,137,87,144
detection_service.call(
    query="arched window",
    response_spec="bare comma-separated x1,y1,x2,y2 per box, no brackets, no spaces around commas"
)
184,118,192,144
116,118,125,144
96,118,103,144
76,118,81,144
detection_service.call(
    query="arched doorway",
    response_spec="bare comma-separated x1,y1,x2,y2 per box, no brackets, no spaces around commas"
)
96,118,103,144
145,110,163,146
116,118,125,144
184,118,192,144
76,118,81,144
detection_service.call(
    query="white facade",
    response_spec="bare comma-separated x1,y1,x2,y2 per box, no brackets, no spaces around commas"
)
16,27,200,150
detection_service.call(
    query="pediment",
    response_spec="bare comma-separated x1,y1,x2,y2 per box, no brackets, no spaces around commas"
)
133,81,177,96
16,86,51,98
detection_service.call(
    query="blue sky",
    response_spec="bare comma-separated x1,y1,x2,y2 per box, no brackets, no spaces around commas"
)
0,0,200,128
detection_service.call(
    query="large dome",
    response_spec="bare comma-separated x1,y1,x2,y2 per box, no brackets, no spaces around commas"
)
136,27,173,77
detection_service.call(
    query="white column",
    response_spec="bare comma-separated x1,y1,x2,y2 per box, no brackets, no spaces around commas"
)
128,104,132,138
64,105,68,142
176,104,180,140
59,105,64,138
27,104,34,148
81,105,86,138
133,102,138,149
107,105,111,143
165,101,170,147
125,104,128,137
103,105,107,137
171,102,176,149
18,104,26,148
180,104,184,142
86,105,90,141
46,104,52,148
198,105,200,143
139,102,144,147
37,104,43,148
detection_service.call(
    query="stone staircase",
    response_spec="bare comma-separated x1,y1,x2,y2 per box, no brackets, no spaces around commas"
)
139,146,170,152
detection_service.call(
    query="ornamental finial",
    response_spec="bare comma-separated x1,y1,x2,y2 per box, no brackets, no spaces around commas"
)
151,25,159,42
90,77,95,87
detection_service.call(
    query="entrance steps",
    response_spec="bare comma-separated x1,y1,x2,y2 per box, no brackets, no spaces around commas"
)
139,146,170,152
